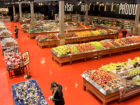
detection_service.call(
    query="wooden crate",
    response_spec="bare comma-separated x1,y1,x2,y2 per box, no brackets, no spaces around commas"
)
83,78,120,105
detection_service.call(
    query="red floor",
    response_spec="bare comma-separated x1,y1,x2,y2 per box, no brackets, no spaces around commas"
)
0,22,140,105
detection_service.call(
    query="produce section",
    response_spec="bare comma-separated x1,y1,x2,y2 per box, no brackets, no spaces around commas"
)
1,0,140,105
82,57,140,105
36,29,119,48
51,36,140,65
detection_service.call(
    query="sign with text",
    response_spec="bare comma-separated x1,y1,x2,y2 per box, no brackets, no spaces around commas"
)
22,51,30,66
119,3,137,15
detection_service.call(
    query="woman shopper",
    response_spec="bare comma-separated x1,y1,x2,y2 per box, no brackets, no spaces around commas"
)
49,82,65,105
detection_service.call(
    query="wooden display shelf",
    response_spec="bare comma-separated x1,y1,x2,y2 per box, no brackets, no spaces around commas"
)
51,43,140,66
28,28,96,39
37,39,59,48
120,87,140,102
37,33,118,48
83,78,120,105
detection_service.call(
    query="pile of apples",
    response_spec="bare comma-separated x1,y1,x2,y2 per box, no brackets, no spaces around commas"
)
76,43,94,52
101,40,114,48
89,70,114,86
86,70,121,90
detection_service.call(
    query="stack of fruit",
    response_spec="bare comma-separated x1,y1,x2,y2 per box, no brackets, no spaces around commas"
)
4,52,23,69
83,70,121,90
52,36,140,57
36,33,58,42
76,43,94,52
52,45,70,57
89,41,104,50
100,57,140,72
67,45,79,54
129,69,140,77
101,40,114,48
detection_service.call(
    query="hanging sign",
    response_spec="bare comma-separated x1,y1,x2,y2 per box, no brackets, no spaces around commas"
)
81,4,86,12
22,51,30,66
65,3,74,12
0,8,9,12
119,3,137,15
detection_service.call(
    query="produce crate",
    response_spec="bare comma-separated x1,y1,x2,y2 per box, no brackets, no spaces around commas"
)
83,78,120,105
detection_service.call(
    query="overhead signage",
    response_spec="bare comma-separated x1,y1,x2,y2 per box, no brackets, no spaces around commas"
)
65,3,74,12
119,3,137,15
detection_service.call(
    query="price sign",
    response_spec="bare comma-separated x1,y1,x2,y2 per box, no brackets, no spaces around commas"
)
22,51,30,66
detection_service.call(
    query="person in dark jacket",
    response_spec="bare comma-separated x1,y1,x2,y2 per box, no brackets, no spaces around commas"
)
49,82,65,105
14,26,19,39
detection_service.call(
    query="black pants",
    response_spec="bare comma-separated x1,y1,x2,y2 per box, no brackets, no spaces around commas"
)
15,33,18,38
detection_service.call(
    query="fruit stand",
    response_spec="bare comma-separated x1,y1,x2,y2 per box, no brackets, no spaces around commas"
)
4,52,25,77
36,29,119,48
0,29,12,40
82,70,120,105
28,25,96,39
51,36,140,66
1,38,19,55
82,57,140,105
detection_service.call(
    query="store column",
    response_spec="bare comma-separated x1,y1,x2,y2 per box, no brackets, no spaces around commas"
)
133,4,140,34
30,1,35,22
59,0,65,45
13,5,16,21
84,4,88,25
19,2,22,21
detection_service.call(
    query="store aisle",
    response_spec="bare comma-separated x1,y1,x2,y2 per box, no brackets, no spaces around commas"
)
0,22,140,105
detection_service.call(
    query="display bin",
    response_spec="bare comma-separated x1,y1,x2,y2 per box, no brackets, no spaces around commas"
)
83,78,120,105
28,28,96,39
37,33,118,48
51,43,140,66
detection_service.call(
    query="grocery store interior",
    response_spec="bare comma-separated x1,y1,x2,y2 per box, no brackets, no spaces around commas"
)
0,0,140,105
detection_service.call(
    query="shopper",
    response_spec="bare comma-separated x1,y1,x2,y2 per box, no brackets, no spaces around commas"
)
49,82,65,105
122,29,127,38
14,26,19,39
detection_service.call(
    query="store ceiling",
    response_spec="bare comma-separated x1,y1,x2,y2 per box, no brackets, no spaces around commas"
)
0,0,139,5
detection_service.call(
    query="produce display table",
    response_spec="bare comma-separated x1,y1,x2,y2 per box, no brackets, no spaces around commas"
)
37,39,59,48
12,80,48,105
37,33,118,48
28,28,96,39
81,57,140,105
51,43,140,66
83,78,120,105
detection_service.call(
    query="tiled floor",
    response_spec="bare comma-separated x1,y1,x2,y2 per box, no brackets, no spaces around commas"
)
0,22,139,105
